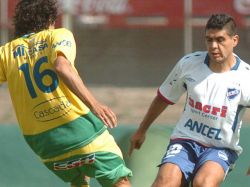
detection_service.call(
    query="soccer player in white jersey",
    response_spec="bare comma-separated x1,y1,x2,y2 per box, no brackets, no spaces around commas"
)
0,0,132,186
129,13,249,187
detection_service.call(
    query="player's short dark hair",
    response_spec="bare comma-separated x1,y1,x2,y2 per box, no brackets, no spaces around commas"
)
205,14,237,36
13,0,58,37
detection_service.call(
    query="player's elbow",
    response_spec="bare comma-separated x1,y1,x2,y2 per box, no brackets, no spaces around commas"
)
54,56,70,75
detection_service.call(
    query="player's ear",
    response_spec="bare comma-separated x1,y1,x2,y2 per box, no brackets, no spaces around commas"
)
232,34,239,47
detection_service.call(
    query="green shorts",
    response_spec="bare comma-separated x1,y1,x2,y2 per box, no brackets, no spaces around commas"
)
43,130,132,187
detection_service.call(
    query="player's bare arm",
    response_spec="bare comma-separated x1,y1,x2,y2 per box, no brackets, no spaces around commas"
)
129,94,169,155
54,54,117,128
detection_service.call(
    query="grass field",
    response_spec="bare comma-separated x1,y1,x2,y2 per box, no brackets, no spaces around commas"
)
0,125,249,187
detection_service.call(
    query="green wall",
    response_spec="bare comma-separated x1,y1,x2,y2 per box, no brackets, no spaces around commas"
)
0,125,249,187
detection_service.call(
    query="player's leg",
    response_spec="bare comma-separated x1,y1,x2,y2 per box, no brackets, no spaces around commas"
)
69,170,131,187
151,140,198,187
70,176,131,187
112,177,131,187
71,175,90,187
43,130,132,187
192,161,224,187
151,163,186,187
71,184,89,187
192,148,238,187
71,185,89,187
247,166,250,175
90,130,132,187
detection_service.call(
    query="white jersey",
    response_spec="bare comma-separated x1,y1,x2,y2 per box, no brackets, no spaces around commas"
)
158,51,250,155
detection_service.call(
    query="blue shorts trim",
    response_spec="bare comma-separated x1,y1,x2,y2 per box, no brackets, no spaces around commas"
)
159,139,238,183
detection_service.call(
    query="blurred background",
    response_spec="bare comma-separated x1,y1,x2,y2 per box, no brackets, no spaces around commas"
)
1,0,250,124
0,0,250,186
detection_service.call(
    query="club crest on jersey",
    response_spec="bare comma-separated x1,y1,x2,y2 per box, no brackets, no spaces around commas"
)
227,88,240,100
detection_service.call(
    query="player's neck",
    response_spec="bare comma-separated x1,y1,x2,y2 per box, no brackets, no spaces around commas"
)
49,23,55,29
209,55,236,73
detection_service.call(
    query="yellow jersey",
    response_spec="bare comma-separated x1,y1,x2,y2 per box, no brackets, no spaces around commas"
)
0,28,105,159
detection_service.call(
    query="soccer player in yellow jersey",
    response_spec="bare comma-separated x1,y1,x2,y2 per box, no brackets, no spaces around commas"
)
0,0,132,186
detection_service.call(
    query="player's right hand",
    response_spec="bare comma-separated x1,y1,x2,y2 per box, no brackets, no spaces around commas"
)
128,131,146,156
91,103,117,128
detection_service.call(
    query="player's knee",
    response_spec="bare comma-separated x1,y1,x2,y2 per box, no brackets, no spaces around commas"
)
113,177,131,187
193,175,221,187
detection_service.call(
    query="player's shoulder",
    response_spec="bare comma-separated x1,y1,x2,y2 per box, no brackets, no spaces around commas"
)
49,28,73,36
235,54,250,72
177,51,207,69
0,45,3,59
0,40,13,58
180,51,207,62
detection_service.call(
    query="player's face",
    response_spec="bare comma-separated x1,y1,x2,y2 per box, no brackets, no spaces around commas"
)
205,28,239,64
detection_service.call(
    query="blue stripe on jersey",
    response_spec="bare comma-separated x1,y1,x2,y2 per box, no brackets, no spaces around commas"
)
204,53,241,71
231,56,240,70
204,54,209,67
232,105,244,132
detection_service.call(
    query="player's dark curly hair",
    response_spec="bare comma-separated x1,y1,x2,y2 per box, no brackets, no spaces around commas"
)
13,0,58,37
205,14,237,36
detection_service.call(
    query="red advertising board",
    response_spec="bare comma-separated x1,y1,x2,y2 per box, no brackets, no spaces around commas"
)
75,0,250,28
75,0,183,28
5,0,250,28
